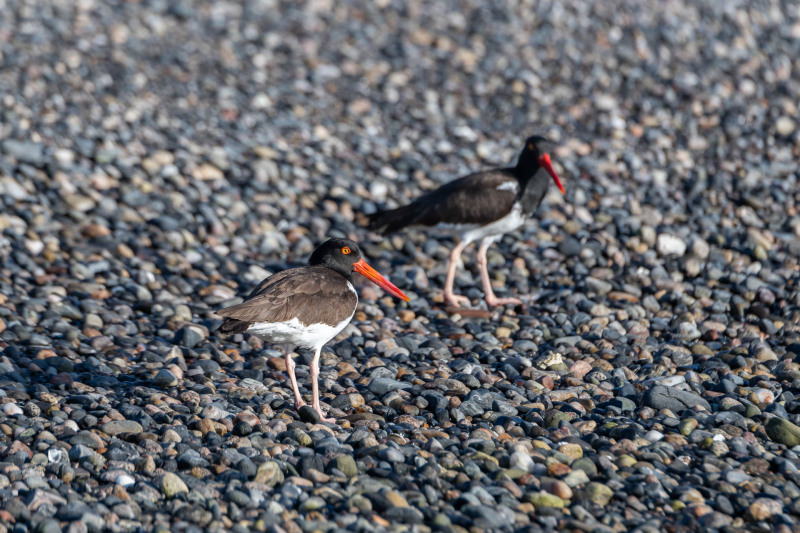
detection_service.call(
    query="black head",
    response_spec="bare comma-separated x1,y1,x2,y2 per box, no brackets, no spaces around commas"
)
308,238,410,301
521,135,556,157
308,238,362,276
516,135,565,194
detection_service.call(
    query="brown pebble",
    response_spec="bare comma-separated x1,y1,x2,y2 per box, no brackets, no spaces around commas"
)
547,462,571,477
268,357,287,371
749,498,782,521
84,223,111,237
542,480,573,500
397,309,415,322
197,419,216,436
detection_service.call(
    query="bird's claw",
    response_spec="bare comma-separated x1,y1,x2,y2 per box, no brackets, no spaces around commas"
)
313,405,335,423
444,293,471,308
486,296,523,308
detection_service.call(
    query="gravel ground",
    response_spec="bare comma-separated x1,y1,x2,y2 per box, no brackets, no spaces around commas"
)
1,0,800,531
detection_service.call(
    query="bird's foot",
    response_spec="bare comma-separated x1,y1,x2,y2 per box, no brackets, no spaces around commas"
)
485,295,523,308
313,405,335,423
444,292,471,308
294,399,307,410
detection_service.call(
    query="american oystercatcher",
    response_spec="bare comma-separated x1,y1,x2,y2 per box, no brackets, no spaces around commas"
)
368,135,565,308
216,238,409,422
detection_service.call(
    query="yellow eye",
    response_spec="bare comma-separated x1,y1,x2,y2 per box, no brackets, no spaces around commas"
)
341,247,351,255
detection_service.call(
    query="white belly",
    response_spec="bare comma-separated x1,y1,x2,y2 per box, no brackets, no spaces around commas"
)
247,314,353,350
439,203,526,245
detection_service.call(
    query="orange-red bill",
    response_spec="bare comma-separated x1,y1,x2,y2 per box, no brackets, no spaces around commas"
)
538,153,565,195
353,259,410,302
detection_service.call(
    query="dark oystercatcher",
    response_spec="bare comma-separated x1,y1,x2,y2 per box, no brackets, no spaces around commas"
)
216,238,409,422
368,135,565,308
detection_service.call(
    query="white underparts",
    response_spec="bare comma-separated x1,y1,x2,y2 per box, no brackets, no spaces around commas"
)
447,202,526,245
247,282,357,350
248,314,353,351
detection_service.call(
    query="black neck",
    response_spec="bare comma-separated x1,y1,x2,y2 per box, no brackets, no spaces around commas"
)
513,150,541,181
309,256,354,281
327,261,355,281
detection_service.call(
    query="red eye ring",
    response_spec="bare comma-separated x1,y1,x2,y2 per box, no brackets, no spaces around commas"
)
341,247,351,255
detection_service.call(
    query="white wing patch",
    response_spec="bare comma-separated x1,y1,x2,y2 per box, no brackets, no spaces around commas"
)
496,181,519,193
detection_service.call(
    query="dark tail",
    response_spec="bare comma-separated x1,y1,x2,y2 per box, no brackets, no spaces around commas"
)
217,317,252,335
367,205,416,235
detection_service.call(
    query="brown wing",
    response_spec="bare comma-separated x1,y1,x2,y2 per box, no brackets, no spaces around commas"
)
216,266,357,332
368,170,519,234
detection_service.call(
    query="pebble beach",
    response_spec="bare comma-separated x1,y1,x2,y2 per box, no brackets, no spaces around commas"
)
1,0,800,532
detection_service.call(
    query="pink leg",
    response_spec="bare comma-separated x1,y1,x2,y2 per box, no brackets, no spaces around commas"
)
284,348,305,409
477,238,521,307
443,241,471,308
310,347,334,423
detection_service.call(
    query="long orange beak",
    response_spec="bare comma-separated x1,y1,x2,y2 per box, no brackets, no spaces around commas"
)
353,259,410,301
538,153,565,195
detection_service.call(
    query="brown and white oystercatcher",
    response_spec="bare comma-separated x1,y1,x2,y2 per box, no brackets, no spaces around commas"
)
368,135,565,308
216,238,409,422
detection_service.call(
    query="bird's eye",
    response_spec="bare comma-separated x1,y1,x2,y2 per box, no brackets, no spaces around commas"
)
528,143,535,150
341,247,351,255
